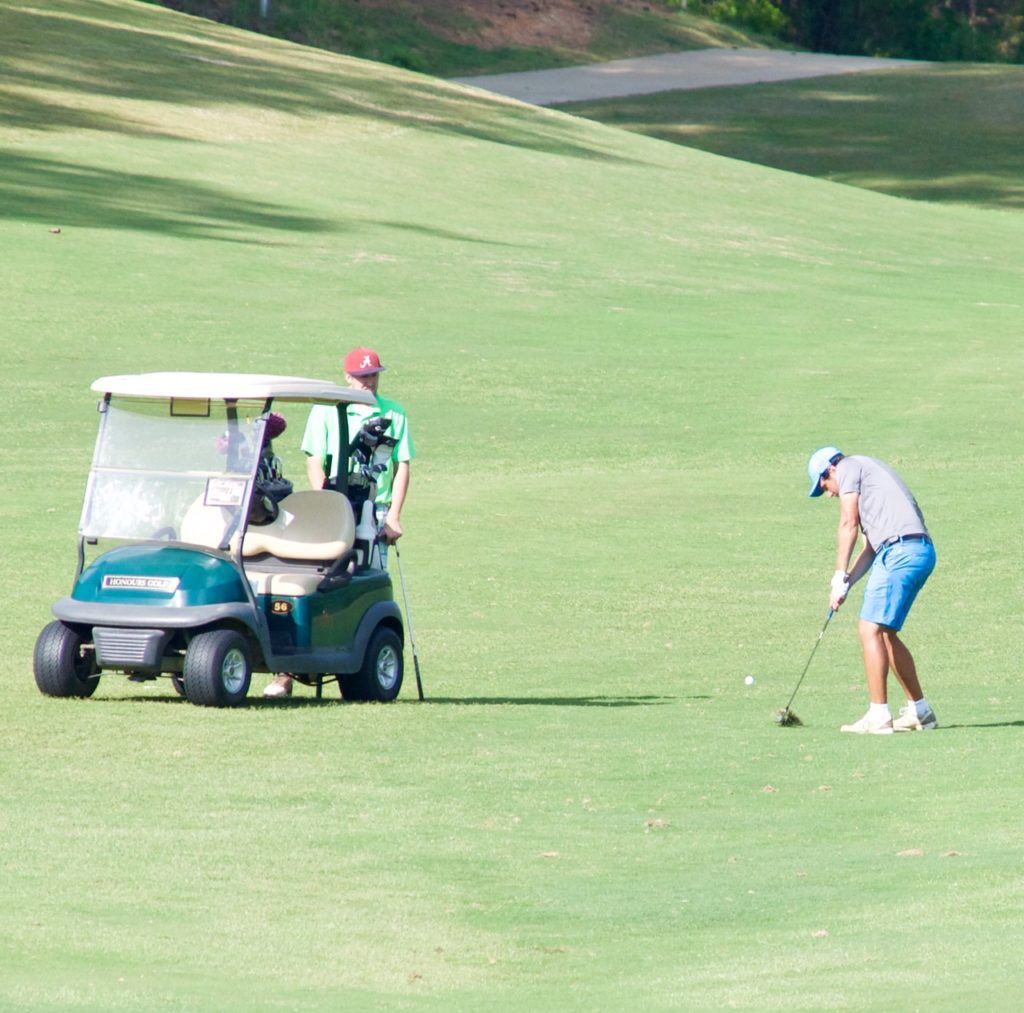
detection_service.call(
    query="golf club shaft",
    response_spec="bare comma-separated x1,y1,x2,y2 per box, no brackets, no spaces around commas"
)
783,608,833,714
393,543,424,701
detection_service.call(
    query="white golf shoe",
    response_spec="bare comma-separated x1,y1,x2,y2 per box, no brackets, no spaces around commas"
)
263,675,293,699
840,711,894,735
893,704,938,731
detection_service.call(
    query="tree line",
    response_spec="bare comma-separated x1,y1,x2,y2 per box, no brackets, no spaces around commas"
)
684,0,1024,61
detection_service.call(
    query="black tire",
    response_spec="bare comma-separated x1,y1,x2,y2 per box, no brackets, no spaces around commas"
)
34,621,100,698
171,674,187,698
182,629,251,707
341,627,403,703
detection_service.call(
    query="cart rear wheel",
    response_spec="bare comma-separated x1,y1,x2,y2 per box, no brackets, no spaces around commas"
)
183,629,251,707
171,674,187,698
34,621,100,698
341,627,403,702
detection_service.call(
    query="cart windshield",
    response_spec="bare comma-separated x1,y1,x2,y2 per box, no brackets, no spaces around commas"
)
81,396,266,549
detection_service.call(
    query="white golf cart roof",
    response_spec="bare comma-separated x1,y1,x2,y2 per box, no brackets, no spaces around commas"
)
91,372,376,406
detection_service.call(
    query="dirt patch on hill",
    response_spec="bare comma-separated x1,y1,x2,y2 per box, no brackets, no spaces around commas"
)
158,0,701,70
435,1,599,49
358,0,666,51
163,1,667,50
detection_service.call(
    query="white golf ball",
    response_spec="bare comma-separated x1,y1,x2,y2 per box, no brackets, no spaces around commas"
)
745,676,755,686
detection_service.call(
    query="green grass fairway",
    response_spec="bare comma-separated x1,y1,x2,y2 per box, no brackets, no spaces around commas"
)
3,1,1024,1007
560,64,1024,209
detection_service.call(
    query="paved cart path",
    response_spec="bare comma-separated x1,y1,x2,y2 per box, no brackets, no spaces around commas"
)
452,48,929,106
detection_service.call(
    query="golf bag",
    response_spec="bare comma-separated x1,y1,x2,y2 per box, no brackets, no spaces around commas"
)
347,415,397,569
248,414,293,526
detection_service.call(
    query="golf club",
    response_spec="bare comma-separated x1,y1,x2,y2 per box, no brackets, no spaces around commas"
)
393,543,425,701
775,608,833,727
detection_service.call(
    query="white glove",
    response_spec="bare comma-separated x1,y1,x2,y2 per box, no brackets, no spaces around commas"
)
830,570,850,603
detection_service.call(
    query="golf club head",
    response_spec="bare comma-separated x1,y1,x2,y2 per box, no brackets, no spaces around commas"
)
774,708,803,727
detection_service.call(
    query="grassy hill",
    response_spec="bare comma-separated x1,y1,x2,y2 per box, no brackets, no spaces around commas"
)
560,63,1024,210
3,0,1024,1007
148,0,773,74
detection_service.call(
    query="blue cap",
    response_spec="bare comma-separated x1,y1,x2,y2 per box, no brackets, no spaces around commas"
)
807,446,842,498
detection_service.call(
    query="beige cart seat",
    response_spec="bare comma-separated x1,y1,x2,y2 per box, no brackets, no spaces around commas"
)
180,501,238,552
242,490,356,596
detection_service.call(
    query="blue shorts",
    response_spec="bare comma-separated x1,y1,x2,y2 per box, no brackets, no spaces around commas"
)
860,539,936,631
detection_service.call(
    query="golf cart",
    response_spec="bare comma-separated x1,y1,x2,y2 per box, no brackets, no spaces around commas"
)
34,372,406,707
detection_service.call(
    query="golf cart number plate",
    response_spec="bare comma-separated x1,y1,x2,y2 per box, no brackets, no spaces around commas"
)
102,575,180,593
204,477,246,507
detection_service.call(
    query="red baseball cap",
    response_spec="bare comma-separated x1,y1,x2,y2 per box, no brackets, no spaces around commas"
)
344,347,385,377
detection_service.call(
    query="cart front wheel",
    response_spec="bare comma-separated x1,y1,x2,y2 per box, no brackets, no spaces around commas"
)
183,629,251,707
34,621,100,698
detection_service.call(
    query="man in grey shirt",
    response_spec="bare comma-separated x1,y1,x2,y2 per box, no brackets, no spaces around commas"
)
807,447,938,734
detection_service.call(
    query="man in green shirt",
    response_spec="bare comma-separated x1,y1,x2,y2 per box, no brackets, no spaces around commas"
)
263,347,414,699
299,346,414,545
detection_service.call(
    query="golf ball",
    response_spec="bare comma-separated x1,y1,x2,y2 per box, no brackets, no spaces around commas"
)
745,676,755,686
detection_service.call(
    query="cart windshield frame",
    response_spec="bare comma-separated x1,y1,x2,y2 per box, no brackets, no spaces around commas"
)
80,395,268,549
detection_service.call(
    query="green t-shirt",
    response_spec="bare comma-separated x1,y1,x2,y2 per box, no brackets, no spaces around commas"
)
300,395,414,505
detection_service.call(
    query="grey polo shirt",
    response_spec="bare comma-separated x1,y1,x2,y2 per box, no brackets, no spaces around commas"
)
836,456,930,551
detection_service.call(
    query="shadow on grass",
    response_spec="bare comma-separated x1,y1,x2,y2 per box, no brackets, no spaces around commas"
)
102,693,684,707
363,219,522,246
1,5,641,164
0,150,527,244
562,65,1024,210
939,721,1024,729
0,151,337,241
422,695,680,707
104,693,349,707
